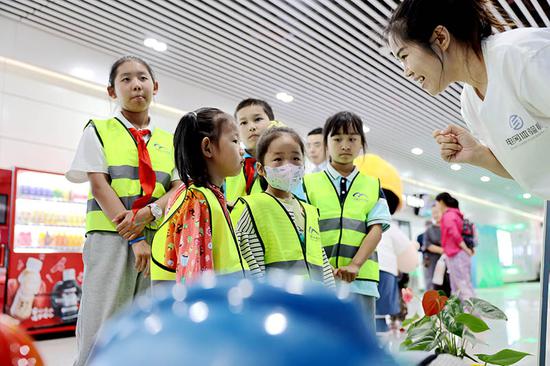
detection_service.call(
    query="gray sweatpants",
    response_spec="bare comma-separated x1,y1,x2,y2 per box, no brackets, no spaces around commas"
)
74,231,153,366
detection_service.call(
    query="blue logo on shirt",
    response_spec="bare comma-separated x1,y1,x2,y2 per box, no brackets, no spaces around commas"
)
509,115,524,131
308,226,321,240
154,143,168,152
352,192,368,201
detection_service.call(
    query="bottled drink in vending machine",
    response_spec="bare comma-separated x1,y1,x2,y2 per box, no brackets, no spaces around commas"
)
51,269,81,323
9,258,43,320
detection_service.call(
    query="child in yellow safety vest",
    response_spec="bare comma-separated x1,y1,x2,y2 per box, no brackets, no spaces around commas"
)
150,108,249,285
66,56,181,366
302,111,392,331
232,126,335,287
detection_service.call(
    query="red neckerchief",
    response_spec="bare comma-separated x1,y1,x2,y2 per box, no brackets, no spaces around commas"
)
243,156,257,194
128,128,156,214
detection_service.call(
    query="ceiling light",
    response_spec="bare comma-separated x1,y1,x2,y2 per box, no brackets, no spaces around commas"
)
144,38,168,52
523,193,532,199
480,176,491,182
153,42,167,52
450,164,461,171
363,125,370,133
276,92,294,103
144,38,157,48
411,147,423,155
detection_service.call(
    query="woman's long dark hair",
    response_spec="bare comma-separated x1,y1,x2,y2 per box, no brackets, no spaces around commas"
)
385,0,506,60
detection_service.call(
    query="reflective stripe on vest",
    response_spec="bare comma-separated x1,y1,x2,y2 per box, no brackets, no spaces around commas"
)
150,185,248,282
225,168,263,203
232,192,325,282
85,118,175,233
303,171,380,282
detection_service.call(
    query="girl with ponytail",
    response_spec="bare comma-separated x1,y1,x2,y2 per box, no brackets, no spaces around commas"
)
150,108,249,285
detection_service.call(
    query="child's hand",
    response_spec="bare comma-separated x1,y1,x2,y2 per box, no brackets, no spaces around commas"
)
113,209,151,240
334,263,360,283
131,240,151,277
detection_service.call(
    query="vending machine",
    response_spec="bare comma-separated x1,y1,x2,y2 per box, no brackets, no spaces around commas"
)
1,167,87,335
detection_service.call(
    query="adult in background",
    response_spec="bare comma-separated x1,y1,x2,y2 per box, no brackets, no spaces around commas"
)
305,127,327,174
423,204,451,296
435,192,475,301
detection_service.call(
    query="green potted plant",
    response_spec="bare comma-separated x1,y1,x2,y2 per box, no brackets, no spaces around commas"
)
401,290,530,366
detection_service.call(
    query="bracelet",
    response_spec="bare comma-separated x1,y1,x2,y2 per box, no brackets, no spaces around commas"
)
128,235,146,246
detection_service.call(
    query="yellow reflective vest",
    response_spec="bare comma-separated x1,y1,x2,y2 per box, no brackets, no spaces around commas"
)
303,171,380,282
225,167,263,203
150,184,248,282
85,117,174,233
232,193,325,282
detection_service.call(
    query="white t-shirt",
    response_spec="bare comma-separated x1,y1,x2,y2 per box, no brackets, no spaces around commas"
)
461,27,550,199
65,112,179,183
305,160,328,174
376,223,411,276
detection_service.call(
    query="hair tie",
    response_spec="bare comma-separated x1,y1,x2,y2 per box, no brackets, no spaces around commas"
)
268,119,286,129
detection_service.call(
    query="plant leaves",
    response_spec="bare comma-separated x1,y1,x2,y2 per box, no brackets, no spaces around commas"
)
475,349,531,365
408,315,431,332
400,338,413,351
442,309,464,337
463,329,487,347
401,334,434,352
469,298,508,320
402,313,420,328
455,313,490,333
408,323,436,339
426,332,445,352
464,298,475,312
407,338,436,351
445,296,464,316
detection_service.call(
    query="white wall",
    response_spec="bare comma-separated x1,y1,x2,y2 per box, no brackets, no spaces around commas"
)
0,16,241,173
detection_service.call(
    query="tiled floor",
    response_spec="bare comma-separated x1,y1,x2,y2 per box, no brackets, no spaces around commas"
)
35,282,547,366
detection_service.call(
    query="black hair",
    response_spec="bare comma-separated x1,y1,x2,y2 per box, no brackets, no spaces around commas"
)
307,127,323,136
323,111,367,152
383,189,400,215
234,98,275,120
256,126,305,166
174,108,233,187
385,0,505,60
108,56,156,87
435,192,459,209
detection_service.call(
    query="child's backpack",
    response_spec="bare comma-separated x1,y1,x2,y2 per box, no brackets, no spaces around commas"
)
462,218,477,249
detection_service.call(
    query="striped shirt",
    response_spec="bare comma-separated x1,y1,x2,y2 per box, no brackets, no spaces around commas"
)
235,196,336,287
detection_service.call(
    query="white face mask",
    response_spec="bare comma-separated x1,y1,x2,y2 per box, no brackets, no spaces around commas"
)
264,164,305,192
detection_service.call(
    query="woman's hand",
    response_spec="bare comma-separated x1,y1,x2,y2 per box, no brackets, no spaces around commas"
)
433,124,482,165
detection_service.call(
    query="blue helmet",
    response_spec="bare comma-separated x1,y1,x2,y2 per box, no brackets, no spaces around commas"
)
90,275,398,366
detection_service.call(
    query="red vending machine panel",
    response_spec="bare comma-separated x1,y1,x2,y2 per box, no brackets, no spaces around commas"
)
0,169,12,312
5,168,88,334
